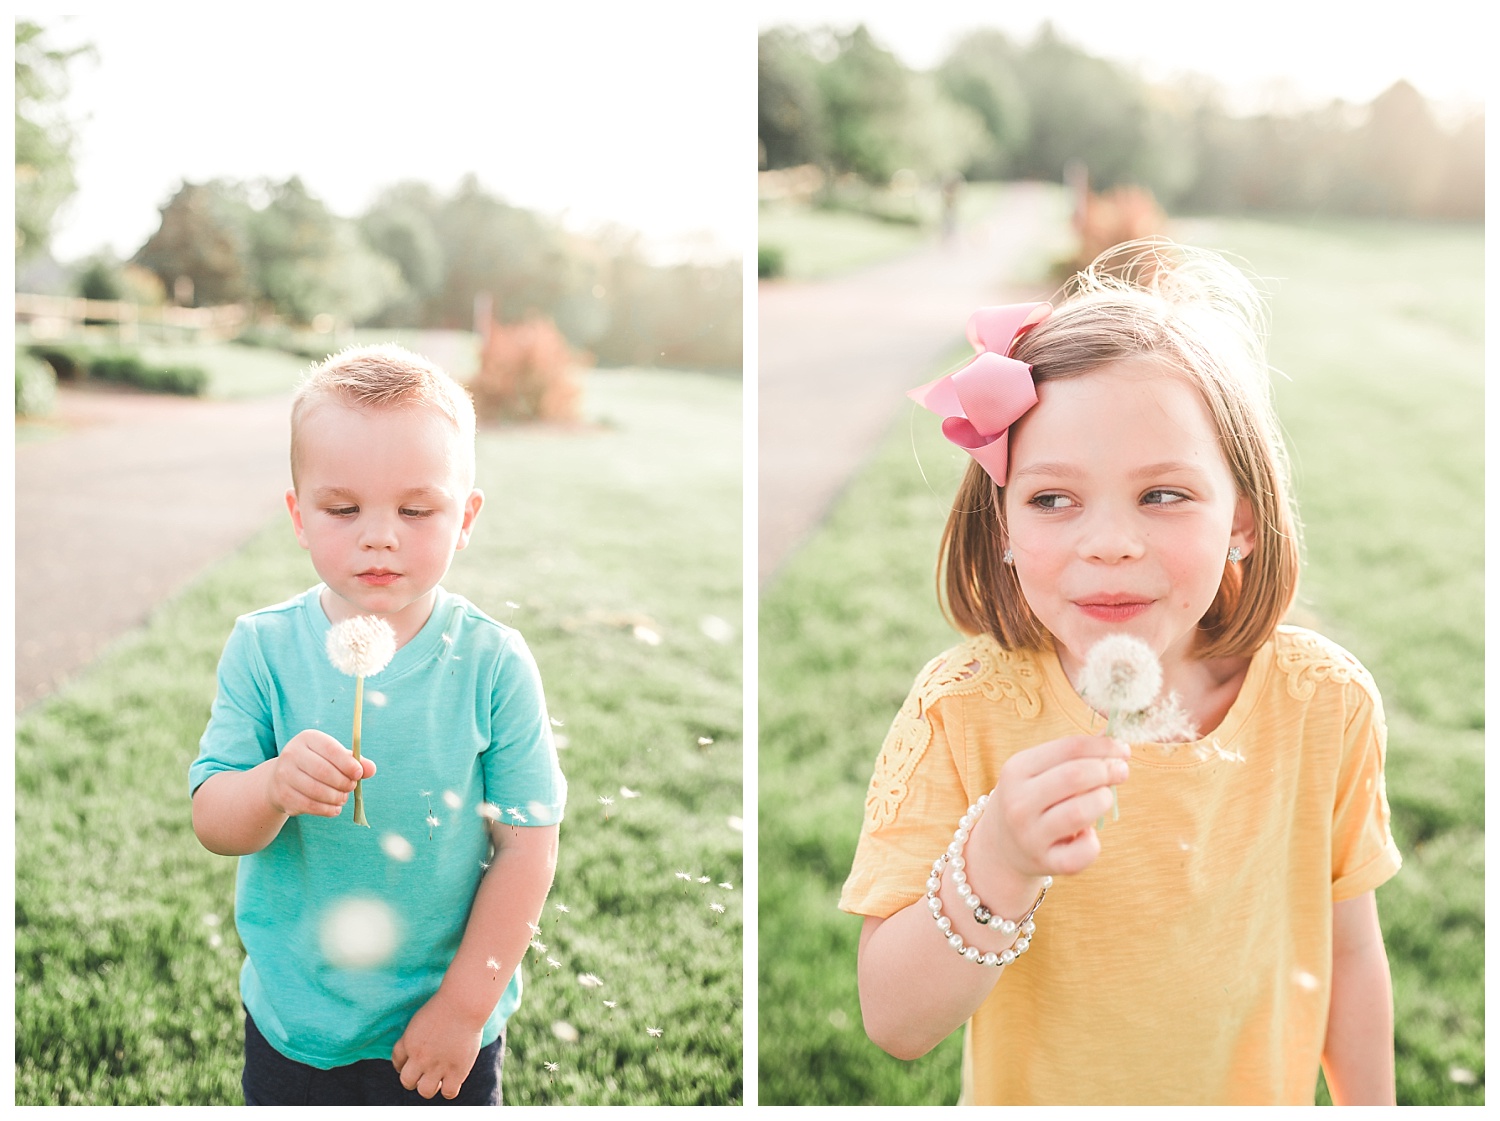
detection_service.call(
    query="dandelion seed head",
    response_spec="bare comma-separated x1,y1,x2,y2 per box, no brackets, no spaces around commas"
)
380,833,414,862
320,897,398,970
551,1020,580,1043
1079,634,1162,715
577,973,604,989
325,615,397,678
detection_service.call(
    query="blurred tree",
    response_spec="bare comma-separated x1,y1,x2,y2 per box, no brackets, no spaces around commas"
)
936,29,1031,179
359,183,445,325
133,181,253,306
817,24,912,182
759,27,828,170
15,20,93,262
75,252,124,301
1349,80,1446,216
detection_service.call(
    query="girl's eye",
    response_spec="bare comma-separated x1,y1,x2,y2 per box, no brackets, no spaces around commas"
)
1029,493,1077,510
1142,489,1188,506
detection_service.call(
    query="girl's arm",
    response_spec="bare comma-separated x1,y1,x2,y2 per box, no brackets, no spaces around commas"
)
392,822,559,1099
858,735,1128,1059
1321,891,1396,1105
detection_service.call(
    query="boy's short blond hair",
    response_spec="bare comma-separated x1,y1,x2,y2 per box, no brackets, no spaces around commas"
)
939,239,1302,660
289,344,477,490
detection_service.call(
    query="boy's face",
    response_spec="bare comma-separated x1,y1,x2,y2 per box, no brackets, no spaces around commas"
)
286,400,482,637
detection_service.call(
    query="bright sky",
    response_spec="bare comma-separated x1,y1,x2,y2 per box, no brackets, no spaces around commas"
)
757,1,1487,118
24,7,755,264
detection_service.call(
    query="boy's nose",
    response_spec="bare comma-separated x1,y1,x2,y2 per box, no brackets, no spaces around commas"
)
359,515,400,549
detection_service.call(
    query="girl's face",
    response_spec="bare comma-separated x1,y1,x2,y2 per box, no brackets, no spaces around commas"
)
1002,359,1255,685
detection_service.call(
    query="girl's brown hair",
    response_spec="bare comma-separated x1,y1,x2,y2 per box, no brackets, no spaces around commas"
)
939,239,1300,660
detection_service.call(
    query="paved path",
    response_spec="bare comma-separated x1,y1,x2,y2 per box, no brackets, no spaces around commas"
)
15,385,293,711
758,182,1061,585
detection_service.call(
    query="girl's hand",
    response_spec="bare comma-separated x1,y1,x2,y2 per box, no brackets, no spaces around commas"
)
265,729,376,819
985,734,1130,879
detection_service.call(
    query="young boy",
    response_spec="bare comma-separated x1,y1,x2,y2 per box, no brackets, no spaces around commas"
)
189,344,566,1105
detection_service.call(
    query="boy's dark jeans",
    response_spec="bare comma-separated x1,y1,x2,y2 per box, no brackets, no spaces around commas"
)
243,1009,504,1105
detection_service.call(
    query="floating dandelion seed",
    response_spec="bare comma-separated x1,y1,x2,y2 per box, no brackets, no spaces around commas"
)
633,625,661,645
203,913,220,927
543,1060,559,1082
442,790,461,810
380,833,414,862
486,957,501,973
697,876,711,884
697,736,713,747
526,920,543,936
505,601,520,610
320,897,398,970
647,1027,663,1038
550,717,565,728
577,973,604,989
551,1021,579,1043
674,871,693,881
209,933,222,948
1450,1067,1478,1086
602,1000,617,1010
620,786,641,799
709,902,726,914
554,903,570,914
531,940,547,954
728,816,743,832
325,615,397,827
547,957,561,971
425,813,440,839
598,795,614,819
719,882,733,890
554,734,570,750
1291,969,1319,992
506,806,527,824
699,614,735,643
477,802,502,822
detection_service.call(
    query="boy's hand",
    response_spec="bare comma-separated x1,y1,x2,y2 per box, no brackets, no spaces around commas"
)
392,993,483,1100
265,729,376,819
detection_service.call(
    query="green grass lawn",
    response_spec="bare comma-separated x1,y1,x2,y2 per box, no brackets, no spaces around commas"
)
757,215,1483,1105
758,181,1012,281
14,368,743,1105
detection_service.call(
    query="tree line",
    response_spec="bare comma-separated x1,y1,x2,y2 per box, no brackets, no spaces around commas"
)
759,23,1483,221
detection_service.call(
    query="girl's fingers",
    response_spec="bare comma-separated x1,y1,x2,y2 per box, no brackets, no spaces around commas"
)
1022,755,1128,819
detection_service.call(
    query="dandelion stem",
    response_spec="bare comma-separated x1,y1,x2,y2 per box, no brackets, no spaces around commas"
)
351,675,369,827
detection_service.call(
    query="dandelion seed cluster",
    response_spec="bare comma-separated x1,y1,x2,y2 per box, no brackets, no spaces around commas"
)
325,615,397,678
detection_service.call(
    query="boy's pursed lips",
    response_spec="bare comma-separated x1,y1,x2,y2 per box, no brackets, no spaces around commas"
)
357,569,401,586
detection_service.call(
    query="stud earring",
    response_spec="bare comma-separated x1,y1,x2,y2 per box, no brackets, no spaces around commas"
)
1227,546,1243,563
1002,548,1014,566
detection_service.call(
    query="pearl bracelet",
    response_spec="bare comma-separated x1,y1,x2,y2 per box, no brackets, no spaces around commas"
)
925,793,1052,967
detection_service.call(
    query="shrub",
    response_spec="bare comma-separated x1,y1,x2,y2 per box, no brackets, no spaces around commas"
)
25,345,208,397
15,349,57,416
758,245,787,279
470,315,582,423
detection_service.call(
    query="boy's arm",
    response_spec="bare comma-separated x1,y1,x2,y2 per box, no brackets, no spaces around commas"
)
392,821,559,1100
1321,891,1396,1105
192,730,372,856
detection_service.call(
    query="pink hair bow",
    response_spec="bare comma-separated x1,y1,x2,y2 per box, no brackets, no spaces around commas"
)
907,302,1052,486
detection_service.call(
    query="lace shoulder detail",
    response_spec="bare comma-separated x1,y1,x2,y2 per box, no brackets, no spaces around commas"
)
864,637,1043,833
1273,627,1377,703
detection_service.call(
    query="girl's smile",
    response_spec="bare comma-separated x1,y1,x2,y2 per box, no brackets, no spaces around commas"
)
1003,358,1256,707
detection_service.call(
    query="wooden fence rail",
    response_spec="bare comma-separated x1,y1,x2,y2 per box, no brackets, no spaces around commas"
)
14,293,249,344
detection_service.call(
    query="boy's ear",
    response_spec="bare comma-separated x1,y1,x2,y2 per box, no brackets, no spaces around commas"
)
1230,494,1256,559
455,488,484,551
286,488,311,550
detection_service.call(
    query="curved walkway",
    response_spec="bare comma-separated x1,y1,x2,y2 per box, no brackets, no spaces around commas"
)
15,385,293,711
757,182,1063,585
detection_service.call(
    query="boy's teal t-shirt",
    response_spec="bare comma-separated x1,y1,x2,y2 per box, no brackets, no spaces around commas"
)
189,585,567,1069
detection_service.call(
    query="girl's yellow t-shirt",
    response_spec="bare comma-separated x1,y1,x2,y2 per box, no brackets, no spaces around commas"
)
840,626,1401,1106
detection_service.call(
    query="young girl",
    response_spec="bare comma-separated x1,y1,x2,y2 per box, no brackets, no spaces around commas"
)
840,240,1401,1106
